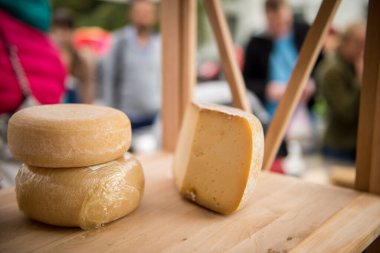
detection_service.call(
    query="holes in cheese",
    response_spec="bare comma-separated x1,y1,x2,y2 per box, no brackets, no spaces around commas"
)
15,153,144,230
8,104,131,168
173,102,264,214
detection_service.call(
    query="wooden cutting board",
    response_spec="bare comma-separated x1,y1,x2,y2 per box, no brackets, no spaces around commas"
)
0,152,379,253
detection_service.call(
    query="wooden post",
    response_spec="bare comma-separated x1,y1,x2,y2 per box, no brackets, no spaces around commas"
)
355,0,380,195
262,0,341,171
204,0,251,112
180,0,197,121
161,0,196,152
161,0,181,151
370,75,380,194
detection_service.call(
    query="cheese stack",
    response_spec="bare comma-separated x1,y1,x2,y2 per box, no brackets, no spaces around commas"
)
7,104,144,230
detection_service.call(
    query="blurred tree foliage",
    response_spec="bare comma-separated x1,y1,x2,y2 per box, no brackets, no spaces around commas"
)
51,0,208,45
197,0,208,46
52,0,129,31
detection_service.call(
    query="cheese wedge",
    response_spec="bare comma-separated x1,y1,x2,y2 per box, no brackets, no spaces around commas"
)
15,153,144,230
8,104,131,168
173,102,264,214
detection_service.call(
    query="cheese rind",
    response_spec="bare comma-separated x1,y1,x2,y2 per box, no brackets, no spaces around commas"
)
15,153,144,230
8,104,131,168
173,102,264,214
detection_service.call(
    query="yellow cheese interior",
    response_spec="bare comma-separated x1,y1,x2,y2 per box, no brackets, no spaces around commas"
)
173,102,264,214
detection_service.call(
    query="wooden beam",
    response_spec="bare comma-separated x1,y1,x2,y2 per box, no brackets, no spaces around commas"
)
203,0,251,112
262,0,341,171
161,0,181,152
356,0,380,194
370,68,380,194
180,0,197,123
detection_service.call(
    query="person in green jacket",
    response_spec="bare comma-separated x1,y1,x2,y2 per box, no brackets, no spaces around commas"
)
316,23,366,162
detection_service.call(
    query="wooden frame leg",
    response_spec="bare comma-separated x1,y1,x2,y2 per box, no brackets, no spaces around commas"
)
262,0,341,171
355,0,380,195
161,0,196,152
203,0,251,112
161,0,181,152
180,0,197,122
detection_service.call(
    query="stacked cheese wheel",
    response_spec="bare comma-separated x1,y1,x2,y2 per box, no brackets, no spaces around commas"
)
7,104,144,230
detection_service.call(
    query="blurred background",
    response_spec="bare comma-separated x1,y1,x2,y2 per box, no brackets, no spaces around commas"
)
0,0,368,188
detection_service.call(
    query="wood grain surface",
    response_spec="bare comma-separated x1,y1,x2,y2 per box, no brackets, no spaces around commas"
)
0,153,379,253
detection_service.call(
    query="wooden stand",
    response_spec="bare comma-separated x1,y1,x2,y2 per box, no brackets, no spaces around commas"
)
355,0,380,195
161,0,250,151
162,0,380,197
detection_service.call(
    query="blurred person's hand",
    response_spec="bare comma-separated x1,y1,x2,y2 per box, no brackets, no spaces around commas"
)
266,79,315,104
300,78,316,103
354,56,364,85
266,82,287,102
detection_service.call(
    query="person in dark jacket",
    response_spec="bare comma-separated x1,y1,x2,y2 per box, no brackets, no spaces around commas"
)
243,0,316,157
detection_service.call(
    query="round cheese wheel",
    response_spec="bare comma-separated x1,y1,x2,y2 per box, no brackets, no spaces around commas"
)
15,153,144,230
8,104,131,168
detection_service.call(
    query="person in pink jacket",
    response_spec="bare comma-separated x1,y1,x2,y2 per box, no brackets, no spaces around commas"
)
0,1,66,162
0,8,66,114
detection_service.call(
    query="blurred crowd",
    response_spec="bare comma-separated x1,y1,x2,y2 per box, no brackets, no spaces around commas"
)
242,0,365,167
0,0,367,169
